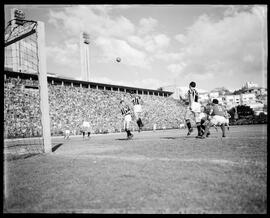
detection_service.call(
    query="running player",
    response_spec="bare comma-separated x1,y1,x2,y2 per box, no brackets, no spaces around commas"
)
199,99,228,138
82,121,90,139
64,128,70,140
120,100,134,139
131,92,144,132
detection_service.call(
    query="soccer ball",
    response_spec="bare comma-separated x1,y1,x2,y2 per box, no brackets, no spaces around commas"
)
116,57,121,62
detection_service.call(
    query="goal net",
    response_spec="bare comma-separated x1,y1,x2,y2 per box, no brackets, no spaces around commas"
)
4,9,51,160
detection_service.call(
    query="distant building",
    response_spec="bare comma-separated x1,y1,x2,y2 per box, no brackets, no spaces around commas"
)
222,95,241,109
242,81,258,89
242,87,267,96
209,91,219,99
240,93,256,105
198,92,210,104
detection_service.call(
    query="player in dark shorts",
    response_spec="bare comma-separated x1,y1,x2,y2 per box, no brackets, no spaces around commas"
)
120,100,134,139
131,93,144,132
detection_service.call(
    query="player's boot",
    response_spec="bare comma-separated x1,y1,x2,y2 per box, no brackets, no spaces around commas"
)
128,133,133,139
199,125,210,139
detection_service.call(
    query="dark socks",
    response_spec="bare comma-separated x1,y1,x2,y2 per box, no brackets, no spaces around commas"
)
221,124,226,137
186,120,192,130
126,130,131,137
196,123,201,136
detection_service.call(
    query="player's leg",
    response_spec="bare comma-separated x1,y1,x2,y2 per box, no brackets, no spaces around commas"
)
137,112,143,132
124,119,128,138
199,121,211,139
195,112,202,137
184,108,193,135
88,131,90,138
219,116,227,137
201,119,211,137
135,107,143,132
124,116,131,138
134,111,139,127
126,116,133,139
226,118,230,130
186,119,193,135
221,124,226,137
185,110,193,135
199,116,217,139
135,111,142,132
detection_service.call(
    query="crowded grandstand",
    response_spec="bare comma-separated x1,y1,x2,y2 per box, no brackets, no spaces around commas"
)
4,71,187,139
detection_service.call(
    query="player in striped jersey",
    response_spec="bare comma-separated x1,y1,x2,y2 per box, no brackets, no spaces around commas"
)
186,81,201,136
131,93,144,132
120,100,134,139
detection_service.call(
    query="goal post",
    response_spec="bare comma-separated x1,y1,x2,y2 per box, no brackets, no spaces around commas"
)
4,8,52,154
36,21,52,153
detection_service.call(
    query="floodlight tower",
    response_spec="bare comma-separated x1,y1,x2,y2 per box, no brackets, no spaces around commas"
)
10,8,25,72
80,32,90,81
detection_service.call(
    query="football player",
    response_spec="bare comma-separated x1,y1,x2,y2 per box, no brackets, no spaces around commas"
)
196,105,211,138
186,81,201,136
120,100,134,139
199,99,228,139
131,92,144,132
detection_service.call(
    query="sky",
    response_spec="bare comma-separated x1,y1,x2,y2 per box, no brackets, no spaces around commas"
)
4,4,267,92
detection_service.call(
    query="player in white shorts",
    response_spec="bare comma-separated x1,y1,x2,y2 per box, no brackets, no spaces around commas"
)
199,99,228,138
186,81,201,136
131,93,144,132
120,100,133,139
64,128,70,140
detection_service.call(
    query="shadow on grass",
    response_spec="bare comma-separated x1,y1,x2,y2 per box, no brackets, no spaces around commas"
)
115,138,132,141
161,136,184,140
52,143,63,152
5,153,41,161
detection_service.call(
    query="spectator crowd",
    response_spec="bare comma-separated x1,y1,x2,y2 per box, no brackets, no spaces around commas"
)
4,76,186,138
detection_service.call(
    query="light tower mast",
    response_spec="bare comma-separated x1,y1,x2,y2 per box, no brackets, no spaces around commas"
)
80,31,90,81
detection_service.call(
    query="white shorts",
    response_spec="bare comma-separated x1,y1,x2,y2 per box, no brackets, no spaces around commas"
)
210,115,227,126
191,102,201,113
124,114,132,122
65,130,70,134
198,112,207,121
134,105,142,113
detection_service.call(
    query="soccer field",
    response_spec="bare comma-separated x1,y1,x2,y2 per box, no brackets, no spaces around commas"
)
4,125,267,213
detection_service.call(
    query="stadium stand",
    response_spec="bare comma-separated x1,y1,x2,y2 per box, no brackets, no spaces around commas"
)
4,72,186,138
